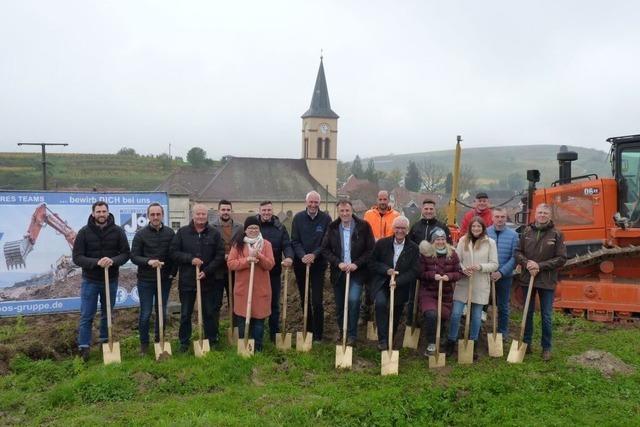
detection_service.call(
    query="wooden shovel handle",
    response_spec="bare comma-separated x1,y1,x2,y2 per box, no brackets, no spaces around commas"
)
156,265,165,346
519,273,536,343
281,264,289,332
103,267,114,349
491,279,498,338
196,265,204,345
244,260,256,345
302,263,310,340
387,271,398,354
342,271,350,349
435,279,443,354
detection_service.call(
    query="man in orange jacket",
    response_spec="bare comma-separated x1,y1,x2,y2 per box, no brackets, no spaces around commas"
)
361,190,400,324
459,192,493,235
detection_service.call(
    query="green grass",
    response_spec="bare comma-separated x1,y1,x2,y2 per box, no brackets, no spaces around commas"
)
0,315,639,426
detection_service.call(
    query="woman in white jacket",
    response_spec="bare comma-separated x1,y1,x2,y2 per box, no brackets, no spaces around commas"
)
446,217,498,358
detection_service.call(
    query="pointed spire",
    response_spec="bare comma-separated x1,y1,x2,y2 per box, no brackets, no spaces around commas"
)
301,56,339,119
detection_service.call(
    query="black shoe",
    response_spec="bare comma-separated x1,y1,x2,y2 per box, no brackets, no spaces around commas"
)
445,340,456,357
346,336,356,347
377,342,388,351
80,347,90,362
526,344,533,355
179,344,189,353
473,343,479,361
140,343,149,356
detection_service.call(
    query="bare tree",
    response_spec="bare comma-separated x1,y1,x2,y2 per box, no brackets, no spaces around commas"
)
418,159,446,192
459,164,477,194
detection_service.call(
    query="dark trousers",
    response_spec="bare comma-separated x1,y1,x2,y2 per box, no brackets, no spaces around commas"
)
422,309,446,345
405,280,418,327
373,288,404,347
217,270,237,330
178,286,223,346
137,277,172,345
293,260,326,340
268,270,282,339
237,316,265,352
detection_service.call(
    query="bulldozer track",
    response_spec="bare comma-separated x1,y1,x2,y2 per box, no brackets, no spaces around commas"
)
562,245,640,270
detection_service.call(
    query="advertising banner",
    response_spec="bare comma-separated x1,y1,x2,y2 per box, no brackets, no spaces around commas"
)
0,191,169,317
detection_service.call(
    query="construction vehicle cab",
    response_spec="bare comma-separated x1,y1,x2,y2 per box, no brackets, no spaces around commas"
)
515,135,640,322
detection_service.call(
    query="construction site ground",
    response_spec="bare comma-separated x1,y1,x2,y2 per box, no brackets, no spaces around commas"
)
1,275,639,425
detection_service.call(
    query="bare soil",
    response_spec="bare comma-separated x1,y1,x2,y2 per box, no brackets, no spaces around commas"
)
568,350,636,378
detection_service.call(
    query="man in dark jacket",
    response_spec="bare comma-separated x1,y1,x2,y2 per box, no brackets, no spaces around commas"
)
321,199,375,345
406,198,451,326
291,191,331,341
256,201,294,342
210,200,242,331
515,203,567,361
170,204,225,351
370,216,419,351
131,202,176,355
72,201,130,361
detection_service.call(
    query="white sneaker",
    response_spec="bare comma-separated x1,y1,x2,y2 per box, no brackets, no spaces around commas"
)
481,311,487,322
462,304,468,316
424,343,436,356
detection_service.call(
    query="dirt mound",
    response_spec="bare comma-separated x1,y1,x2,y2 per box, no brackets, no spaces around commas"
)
568,350,636,378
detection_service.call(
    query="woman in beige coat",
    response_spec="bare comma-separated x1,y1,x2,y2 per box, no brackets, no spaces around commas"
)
446,217,498,354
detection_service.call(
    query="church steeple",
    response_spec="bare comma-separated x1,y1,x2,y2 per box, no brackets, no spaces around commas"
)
301,57,339,119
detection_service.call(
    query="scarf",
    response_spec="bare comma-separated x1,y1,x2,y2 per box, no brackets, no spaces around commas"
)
243,233,264,253
436,247,448,255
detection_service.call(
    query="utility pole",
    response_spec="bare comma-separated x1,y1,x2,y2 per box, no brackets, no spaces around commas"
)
17,142,69,190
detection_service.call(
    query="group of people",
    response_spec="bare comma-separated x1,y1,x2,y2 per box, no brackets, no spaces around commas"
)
72,190,566,363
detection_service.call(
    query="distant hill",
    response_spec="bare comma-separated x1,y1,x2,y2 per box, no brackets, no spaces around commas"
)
367,145,611,187
0,152,217,191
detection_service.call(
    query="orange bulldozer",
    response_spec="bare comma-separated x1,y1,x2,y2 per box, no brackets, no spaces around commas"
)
514,134,640,322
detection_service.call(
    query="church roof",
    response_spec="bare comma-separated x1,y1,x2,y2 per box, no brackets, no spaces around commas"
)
301,58,339,119
194,157,337,202
155,169,218,196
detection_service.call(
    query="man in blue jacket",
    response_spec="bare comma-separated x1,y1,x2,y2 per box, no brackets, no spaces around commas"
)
486,207,519,338
291,191,331,341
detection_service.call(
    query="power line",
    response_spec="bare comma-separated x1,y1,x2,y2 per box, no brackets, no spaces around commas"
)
17,142,69,190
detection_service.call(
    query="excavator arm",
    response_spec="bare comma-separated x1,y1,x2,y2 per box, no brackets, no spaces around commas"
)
3,203,77,269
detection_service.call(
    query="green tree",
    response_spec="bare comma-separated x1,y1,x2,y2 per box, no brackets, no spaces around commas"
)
405,160,421,192
117,147,137,156
364,159,379,183
187,147,207,167
351,155,364,178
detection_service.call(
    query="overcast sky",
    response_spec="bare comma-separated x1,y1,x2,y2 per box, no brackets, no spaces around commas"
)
1,1,639,161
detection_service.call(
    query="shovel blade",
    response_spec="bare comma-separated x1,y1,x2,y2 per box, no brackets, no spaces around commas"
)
237,338,255,358
402,326,420,349
487,333,504,358
154,342,172,360
381,350,399,376
457,340,474,364
428,352,446,369
335,345,353,369
507,340,527,363
102,342,121,365
275,332,292,351
366,321,378,341
295,331,313,352
227,327,239,345
193,339,210,358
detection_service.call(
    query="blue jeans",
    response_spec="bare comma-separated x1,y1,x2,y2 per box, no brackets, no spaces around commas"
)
523,286,555,350
448,300,484,341
237,316,265,352
137,277,172,345
333,273,363,339
78,278,117,348
495,276,512,337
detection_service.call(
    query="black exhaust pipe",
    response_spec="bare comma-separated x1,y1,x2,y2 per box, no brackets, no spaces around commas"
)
557,145,578,185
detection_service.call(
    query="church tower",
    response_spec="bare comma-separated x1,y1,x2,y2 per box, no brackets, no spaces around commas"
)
301,56,338,197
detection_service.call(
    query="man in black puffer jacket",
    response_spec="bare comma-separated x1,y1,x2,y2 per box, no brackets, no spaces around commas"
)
170,204,225,351
256,201,294,342
72,201,130,361
131,202,177,355
406,198,451,326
